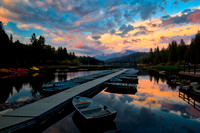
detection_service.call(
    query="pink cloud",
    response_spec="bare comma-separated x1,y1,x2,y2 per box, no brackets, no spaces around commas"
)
75,17,104,27
187,10,200,23
74,42,87,49
162,10,200,27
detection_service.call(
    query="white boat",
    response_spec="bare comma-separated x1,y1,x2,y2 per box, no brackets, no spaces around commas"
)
72,96,117,122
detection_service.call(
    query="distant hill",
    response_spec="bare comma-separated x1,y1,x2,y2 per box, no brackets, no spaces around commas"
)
105,52,149,67
95,50,136,61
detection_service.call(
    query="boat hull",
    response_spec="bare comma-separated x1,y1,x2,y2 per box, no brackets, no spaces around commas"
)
72,96,117,123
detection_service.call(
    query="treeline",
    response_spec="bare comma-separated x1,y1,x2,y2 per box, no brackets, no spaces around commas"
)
106,52,148,67
0,21,104,67
138,31,200,65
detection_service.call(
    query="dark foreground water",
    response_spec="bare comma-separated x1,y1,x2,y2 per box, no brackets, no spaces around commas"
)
43,69,200,133
0,70,104,103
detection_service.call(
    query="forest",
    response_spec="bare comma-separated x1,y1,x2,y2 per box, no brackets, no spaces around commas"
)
138,31,200,66
0,21,104,67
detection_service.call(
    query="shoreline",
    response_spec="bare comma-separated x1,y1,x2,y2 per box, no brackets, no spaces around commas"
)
0,95,45,115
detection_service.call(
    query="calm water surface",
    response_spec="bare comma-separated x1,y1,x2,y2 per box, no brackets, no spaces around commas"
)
44,70,200,133
0,70,104,103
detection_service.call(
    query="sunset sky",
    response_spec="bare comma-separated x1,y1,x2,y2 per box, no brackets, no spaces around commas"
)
0,0,200,56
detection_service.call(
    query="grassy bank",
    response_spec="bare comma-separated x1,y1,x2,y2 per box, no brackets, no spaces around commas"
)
141,65,185,75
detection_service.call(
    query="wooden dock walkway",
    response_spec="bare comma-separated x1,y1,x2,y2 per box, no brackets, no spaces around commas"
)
0,69,127,132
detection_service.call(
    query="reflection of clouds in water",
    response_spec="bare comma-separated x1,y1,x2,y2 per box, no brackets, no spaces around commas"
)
6,89,33,103
17,96,30,102
44,114,79,133
23,84,32,91
119,94,134,103
133,97,162,109
44,73,200,133
137,107,156,125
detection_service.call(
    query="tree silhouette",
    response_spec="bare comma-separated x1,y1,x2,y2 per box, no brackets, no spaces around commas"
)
0,21,105,67
138,31,200,66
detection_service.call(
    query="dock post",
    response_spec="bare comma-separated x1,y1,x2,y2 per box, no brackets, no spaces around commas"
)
188,64,190,73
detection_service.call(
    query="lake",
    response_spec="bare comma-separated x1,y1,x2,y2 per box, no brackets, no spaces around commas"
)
43,69,200,133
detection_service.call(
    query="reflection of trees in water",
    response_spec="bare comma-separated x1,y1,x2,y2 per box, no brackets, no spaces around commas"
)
0,79,13,104
57,72,67,82
140,69,167,84
0,72,55,103
167,83,178,90
139,68,179,90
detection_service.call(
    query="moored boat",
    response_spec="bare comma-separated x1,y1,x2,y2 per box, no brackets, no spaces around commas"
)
72,96,117,122
104,82,137,89
104,82,137,94
117,76,138,83
41,82,78,95
109,77,122,82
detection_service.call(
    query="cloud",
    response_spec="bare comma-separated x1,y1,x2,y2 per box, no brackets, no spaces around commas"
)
123,40,132,44
173,0,194,6
132,39,141,42
95,41,102,45
162,9,200,26
72,42,105,56
6,30,13,34
159,34,195,44
134,30,153,36
137,0,166,20
187,10,200,23
136,26,147,30
180,0,194,3
92,35,101,40
181,9,192,14
74,42,85,49
117,24,134,37
161,15,171,21
44,0,85,12
110,29,116,34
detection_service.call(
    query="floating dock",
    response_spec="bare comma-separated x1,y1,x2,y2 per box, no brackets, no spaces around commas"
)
0,69,127,132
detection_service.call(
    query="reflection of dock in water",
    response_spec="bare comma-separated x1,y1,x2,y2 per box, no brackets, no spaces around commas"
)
179,89,200,112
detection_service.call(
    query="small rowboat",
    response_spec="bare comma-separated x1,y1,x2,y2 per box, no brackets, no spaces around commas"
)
72,96,117,122
117,76,138,83
41,82,78,95
104,82,137,94
105,82,137,89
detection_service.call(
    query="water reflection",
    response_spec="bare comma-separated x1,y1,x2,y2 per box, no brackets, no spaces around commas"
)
72,111,117,133
33,69,200,132
0,70,104,103
0,72,54,103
